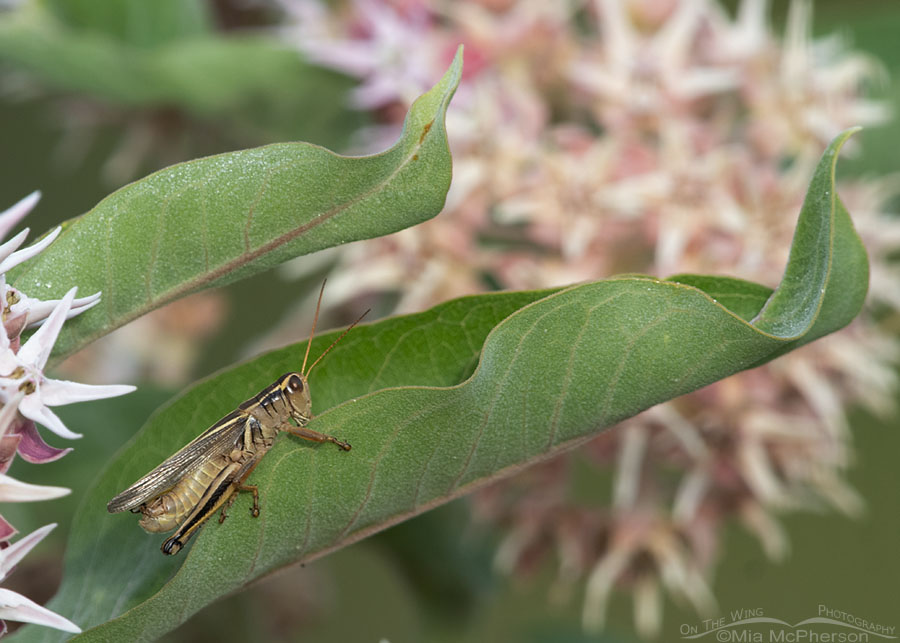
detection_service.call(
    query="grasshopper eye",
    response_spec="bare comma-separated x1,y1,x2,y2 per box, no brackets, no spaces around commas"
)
287,374,304,393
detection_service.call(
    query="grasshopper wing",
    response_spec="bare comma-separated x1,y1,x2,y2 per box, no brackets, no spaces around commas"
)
107,410,249,513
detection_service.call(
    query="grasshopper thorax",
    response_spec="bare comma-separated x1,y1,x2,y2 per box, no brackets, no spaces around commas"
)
278,372,312,426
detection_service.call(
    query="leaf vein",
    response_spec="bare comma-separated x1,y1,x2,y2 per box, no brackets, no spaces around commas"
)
412,436,443,507
448,302,560,490
201,192,209,273
546,306,592,448
336,396,456,540
104,211,114,323
599,309,676,425
243,167,275,253
296,453,318,559
449,409,489,492
145,194,169,304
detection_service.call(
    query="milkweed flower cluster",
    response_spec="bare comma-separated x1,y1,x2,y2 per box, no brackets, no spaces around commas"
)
0,192,135,636
280,0,898,636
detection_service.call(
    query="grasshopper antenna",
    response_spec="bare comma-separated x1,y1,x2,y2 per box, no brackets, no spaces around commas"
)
305,308,370,376
301,280,327,376
302,281,371,377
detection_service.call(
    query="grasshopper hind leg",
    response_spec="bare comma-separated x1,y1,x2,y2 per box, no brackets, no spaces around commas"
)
160,463,240,555
162,535,184,555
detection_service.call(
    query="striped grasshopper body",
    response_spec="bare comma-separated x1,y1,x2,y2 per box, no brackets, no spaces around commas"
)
108,284,362,555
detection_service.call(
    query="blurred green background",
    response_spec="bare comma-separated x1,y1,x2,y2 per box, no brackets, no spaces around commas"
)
0,1,897,641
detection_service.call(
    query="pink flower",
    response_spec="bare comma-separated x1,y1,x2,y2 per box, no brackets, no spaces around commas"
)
0,524,80,635
281,0,896,636
0,191,135,635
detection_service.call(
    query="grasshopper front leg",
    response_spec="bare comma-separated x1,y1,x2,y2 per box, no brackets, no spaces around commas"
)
287,425,351,451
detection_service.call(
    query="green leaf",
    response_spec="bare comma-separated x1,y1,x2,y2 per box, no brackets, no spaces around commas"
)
11,129,867,642
0,5,364,143
42,0,213,48
8,48,463,360
0,3,309,111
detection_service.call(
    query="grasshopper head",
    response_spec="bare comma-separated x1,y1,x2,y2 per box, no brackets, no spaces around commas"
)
281,372,312,426
291,280,369,431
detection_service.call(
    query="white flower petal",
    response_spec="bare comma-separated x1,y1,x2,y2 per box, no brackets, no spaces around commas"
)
0,227,61,275
40,379,135,406
740,503,790,561
0,376,22,390
0,344,16,376
583,545,633,632
595,0,634,65
613,425,648,510
17,287,76,370
0,390,24,440
24,305,60,329
0,474,70,502
672,468,709,523
0,191,40,242
0,228,30,266
0,588,81,634
0,524,55,581
633,577,662,639
18,395,81,439
24,291,102,329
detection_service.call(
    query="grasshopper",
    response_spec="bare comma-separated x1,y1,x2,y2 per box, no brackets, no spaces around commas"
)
107,283,365,555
